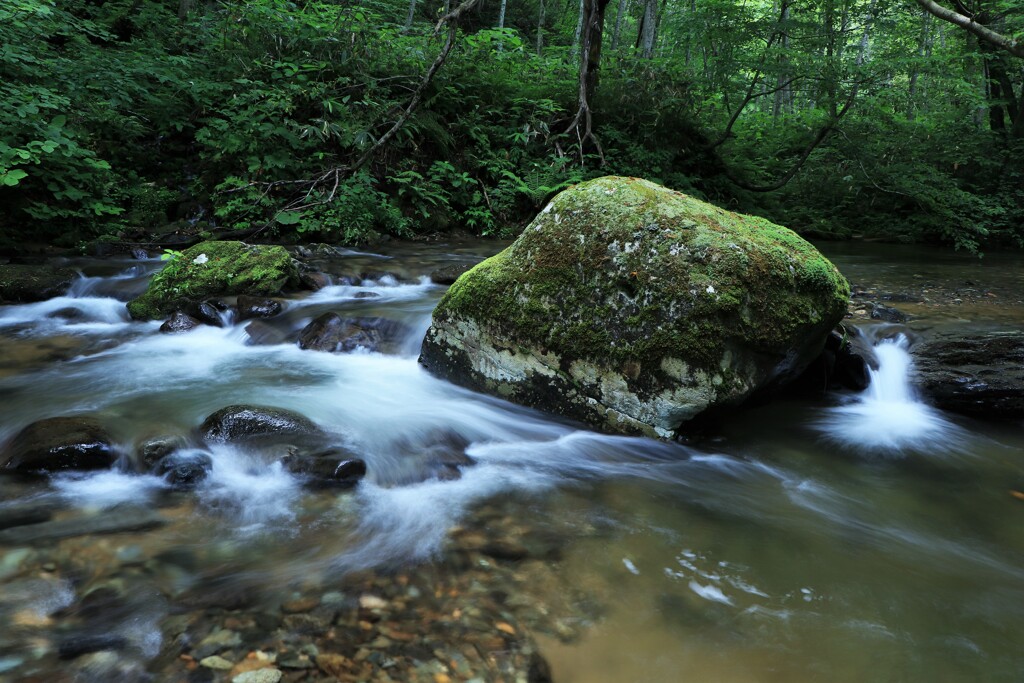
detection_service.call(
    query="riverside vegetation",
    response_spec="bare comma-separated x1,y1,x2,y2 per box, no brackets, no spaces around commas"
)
1,0,1023,253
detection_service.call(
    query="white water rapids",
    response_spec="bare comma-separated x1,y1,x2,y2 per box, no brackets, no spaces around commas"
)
1,250,1022,683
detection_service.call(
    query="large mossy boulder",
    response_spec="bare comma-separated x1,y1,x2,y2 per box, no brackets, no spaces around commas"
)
419,176,850,438
127,241,297,320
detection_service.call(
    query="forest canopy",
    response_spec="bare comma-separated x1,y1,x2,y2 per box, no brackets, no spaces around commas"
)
1,0,1021,251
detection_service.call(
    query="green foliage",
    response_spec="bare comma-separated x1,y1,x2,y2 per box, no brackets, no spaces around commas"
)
0,0,1020,252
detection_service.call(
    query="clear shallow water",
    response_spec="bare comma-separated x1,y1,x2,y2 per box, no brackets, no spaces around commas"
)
0,241,1022,681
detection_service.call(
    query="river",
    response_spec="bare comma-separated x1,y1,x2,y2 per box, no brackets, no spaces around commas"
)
0,239,1022,682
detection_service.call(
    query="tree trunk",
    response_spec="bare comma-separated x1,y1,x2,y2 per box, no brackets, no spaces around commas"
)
536,0,545,54
565,0,612,162
610,0,627,50
571,0,586,58
177,0,191,21
403,0,417,31
497,0,507,28
907,11,933,120
773,0,792,120
636,0,656,58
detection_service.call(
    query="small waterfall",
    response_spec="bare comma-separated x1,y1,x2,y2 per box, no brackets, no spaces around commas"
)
817,333,964,454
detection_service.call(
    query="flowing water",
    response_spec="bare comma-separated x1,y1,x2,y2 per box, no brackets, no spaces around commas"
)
0,240,1022,682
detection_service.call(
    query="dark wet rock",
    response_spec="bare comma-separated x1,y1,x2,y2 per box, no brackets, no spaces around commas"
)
57,633,129,659
353,291,380,299
528,652,554,683
160,311,201,334
0,502,56,530
420,176,849,438
47,307,85,321
236,295,283,321
0,508,167,545
283,450,366,488
155,451,213,490
914,332,1024,419
299,271,331,291
0,264,77,302
298,313,409,354
184,300,227,327
430,263,475,285
244,320,290,346
871,303,908,323
825,325,876,392
200,405,322,444
136,434,189,468
131,247,149,260
127,241,298,320
1,416,117,473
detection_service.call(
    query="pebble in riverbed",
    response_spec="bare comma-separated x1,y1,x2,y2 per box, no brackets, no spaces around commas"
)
0,489,602,682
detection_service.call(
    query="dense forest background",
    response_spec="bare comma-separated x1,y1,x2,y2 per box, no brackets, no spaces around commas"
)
1,0,1021,251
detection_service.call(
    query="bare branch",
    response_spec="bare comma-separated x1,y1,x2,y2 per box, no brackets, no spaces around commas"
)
913,0,1024,58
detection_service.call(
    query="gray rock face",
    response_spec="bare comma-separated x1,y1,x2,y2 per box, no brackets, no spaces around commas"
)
1,416,118,473
200,405,321,444
419,176,850,438
0,264,77,302
914,332,1024,419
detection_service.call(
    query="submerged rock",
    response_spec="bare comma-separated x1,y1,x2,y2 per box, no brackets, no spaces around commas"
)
1,416,117,473
185,299,229,327
430,263,475,285
154,450,213,489
420,176,849,437
136,434,189,468
0,508,166,544
200,405,322,444
236,295,283,321
282,449,366,488
914,332,1024,419
126,241,298,320
159,310,201,334
244,320,290,346
298,313,408,353
0,264,77,303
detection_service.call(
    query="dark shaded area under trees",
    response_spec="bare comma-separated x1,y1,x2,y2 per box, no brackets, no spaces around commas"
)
1,0,1021,252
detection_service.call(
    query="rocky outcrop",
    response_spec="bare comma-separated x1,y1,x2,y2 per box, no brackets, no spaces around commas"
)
127,241,297,320
420,176,850,438
1,416,118,473
914,332,1024,419
0,264,77,302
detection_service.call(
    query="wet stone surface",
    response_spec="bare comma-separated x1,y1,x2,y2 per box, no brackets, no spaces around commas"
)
0,496,596,683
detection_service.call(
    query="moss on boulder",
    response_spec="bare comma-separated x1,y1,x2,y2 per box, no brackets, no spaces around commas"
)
419,176,849,438
0,264,77,302
127,241,297,320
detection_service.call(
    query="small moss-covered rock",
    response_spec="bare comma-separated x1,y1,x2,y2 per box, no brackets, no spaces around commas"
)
419,176,850,438
0,264,77,303
126,241,297,320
